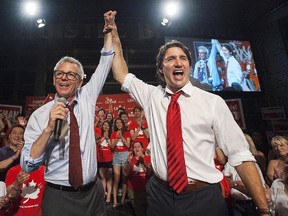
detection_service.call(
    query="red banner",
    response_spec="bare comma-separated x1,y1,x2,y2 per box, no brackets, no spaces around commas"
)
225,99,246,129
24,93,139,118
96,94,138,118
0,104,23,125
25,94,245,128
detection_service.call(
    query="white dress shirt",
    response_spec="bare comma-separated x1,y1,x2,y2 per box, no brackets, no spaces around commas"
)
223,56,243,87
122,73,255,183
21,48,114,186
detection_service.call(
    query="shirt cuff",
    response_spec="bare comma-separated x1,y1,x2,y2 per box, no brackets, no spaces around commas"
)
228,149,256,167
22,147,44,172
101,48,115,56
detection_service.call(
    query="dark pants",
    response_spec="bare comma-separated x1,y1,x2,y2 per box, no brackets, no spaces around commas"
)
146,176,228,216
42,179,106,216
233,200,259,216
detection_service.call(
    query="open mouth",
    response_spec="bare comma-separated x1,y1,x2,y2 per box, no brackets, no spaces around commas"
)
173,70,184,78
59,83,69,87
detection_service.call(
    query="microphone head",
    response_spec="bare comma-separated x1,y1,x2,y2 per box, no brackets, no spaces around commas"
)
57,97,68,106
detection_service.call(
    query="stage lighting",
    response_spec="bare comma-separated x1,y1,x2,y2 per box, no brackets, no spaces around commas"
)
24,1,39,16
36,19,46,28
165,2,179,16
161,18,171,27
161,1,180,27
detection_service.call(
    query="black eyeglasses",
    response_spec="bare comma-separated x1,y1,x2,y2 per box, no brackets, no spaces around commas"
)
53,70,81,80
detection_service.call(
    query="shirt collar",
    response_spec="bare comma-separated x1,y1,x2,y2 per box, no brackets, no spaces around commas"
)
165,81,194,97
54,93,79,105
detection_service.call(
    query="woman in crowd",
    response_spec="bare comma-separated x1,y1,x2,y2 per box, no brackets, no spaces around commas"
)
97,120,113,205
266,156,288,215
106,112,114,130
266,136,288,185
123,141,151,216
111,118,131,208
244,133,267,175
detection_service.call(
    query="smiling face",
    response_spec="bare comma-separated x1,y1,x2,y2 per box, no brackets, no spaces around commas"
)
9,126,24,146
102,121,110,131
106,113,113,122
160,47,190,93
133,142,144,156
273,141,288,157
198,48,207,60
53,62,83,102
115,119,123,130
133,107,142,118
271,136,288,158
222,46,232,59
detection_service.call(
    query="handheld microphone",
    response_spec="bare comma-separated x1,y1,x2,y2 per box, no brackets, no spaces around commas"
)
54,97,67,141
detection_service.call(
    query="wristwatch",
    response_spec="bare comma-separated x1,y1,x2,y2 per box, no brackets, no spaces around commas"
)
256,207,274,215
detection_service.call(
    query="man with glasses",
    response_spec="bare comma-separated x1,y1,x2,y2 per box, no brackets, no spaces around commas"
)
21,11,118,216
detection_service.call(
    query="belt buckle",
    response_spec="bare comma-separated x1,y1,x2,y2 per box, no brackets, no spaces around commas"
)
188,179,196,185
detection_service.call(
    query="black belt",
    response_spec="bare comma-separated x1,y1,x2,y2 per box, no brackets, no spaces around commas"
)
47,179,96,192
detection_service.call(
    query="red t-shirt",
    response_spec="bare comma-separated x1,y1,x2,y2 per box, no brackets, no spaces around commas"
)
5,165,46,216
128,121,149,152
94,127,101,139
111,131,131,152
97,136,113,162
127,155,151,192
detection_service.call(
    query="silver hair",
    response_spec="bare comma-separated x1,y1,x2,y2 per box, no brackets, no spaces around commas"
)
198,46,209,56
53,56,85,79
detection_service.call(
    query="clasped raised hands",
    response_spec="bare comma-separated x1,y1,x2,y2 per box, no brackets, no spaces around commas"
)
103,10,117,33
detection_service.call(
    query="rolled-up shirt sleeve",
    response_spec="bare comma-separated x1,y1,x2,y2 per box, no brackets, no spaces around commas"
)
213,96,255,167
121,73,135,92
21,144,45,173
20,104,51,173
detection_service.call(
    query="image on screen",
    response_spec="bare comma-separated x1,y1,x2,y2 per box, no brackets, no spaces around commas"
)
165,37,261,92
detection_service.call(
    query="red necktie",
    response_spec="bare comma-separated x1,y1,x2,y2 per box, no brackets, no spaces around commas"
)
224,61,229,87
167,91,188,194
68,101,83,189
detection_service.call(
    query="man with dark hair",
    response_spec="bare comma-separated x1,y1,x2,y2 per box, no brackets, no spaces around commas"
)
0,125,24,181
119,111,130,128
111,34,271,215
214,39,244,91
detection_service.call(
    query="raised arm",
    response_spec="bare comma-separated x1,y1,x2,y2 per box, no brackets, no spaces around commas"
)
212,39,225,61
104,11,128,85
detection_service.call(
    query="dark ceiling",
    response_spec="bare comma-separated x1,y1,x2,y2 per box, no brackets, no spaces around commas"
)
1,0,288,104
1,0,288,37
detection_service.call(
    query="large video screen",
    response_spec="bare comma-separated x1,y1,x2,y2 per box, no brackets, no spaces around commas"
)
165,37,261,92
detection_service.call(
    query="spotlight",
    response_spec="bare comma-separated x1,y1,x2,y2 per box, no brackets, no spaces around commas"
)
160,1,180,27
161,18,171,27
165,2,179,16
24,1,39,16
36,19,46,28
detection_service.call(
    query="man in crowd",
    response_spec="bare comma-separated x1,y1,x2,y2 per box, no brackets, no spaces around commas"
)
0,125,24,181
